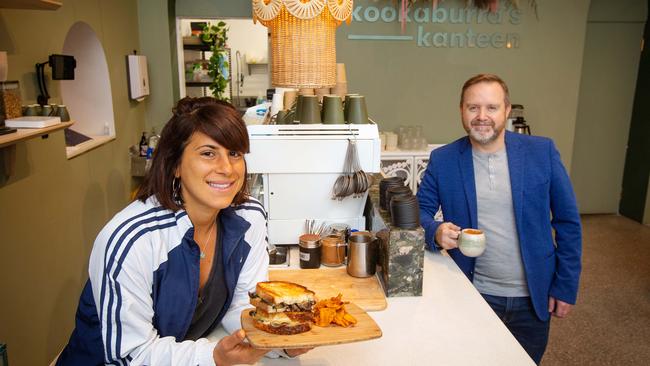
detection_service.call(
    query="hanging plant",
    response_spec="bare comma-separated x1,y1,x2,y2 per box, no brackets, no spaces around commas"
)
207,50,230,100
201,22,230,101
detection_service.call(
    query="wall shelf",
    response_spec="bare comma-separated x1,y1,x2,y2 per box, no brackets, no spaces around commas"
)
183,44,211,51
0,121,73,148
0,0,62,10
66,134,114,159
186,81,212,87
247,62,267,76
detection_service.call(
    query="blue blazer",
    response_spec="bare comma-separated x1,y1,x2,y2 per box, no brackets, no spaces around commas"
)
416,131,582,321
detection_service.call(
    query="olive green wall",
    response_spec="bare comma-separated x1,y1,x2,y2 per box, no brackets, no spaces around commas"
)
0,1,145,364
160,0,258,123
169,0,650,219
571,0,647,214
336,0,589,170
135,0,247,133
137,0,177,133
172,0,589,170
175,0,250,18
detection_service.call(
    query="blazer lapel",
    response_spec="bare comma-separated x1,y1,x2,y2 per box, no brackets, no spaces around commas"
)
458,137,478,228
505,132,524,226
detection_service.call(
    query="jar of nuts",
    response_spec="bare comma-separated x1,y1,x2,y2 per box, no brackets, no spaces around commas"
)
0,81,22,124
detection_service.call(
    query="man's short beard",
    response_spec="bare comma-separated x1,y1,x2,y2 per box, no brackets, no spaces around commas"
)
466,121,503,145
469,128,499,145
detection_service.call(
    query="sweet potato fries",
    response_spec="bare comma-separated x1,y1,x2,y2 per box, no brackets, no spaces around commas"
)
313,294,358,327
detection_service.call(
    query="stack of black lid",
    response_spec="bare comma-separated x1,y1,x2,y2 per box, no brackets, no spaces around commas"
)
379,176,407,210
390,195,420,229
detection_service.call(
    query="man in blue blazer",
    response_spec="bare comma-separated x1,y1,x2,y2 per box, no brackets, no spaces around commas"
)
417,74,582,364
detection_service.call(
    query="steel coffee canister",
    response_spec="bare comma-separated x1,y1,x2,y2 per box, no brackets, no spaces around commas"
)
299,234,321,269
347,231,378,278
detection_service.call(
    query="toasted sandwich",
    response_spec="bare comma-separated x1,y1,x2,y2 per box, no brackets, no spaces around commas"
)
249,281,316,335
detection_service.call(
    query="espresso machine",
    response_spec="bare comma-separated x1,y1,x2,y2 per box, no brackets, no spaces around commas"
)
246,123,381,246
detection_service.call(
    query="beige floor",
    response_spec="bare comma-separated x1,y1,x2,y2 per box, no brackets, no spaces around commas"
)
542,215,650,365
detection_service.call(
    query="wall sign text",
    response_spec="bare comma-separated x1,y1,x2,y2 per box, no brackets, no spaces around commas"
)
348,4,523,49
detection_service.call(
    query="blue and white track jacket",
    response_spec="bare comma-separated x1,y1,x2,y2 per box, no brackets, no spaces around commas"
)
56,197,269,365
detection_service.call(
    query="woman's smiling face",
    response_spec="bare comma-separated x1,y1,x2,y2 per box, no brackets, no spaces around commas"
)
175,131,246,214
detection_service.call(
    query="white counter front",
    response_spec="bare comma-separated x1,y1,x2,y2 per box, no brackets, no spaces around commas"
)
208,249,534,366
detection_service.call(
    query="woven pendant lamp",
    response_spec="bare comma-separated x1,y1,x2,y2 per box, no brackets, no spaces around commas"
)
253,0,353,88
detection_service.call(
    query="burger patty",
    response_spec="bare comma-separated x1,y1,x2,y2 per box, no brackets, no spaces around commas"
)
249,292,315,312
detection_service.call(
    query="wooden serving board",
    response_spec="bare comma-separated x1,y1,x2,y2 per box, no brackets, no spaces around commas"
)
269,268,387,311
241,303,382,349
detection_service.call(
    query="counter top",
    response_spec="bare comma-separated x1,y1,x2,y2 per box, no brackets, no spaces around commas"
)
208,249,534,365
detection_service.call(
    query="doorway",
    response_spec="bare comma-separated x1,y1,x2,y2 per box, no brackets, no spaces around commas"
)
620,9,650,223
175,17,270,111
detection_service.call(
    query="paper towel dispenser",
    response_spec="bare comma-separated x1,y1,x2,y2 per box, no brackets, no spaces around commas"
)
127,54,149,101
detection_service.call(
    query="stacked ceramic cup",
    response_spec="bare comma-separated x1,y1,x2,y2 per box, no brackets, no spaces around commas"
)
321,95,345,124
298,95,321,124
379,176,407,210
390,195,420,229
344,94,368,124
385,185,412,212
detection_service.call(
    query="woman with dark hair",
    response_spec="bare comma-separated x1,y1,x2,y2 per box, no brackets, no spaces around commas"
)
56,97,297,365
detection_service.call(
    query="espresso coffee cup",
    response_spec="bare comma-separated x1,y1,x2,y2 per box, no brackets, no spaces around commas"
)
41,104,52,116
343,93,358,121
23,104,38,116
299,95,321,124
57,105,70,122
345,95,368,124
275,110,288,124
458,228,486,257
321,95,344,124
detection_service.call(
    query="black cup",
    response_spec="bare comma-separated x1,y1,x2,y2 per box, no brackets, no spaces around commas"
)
385,185,412,214
380,176,406,210
390,195,420,229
